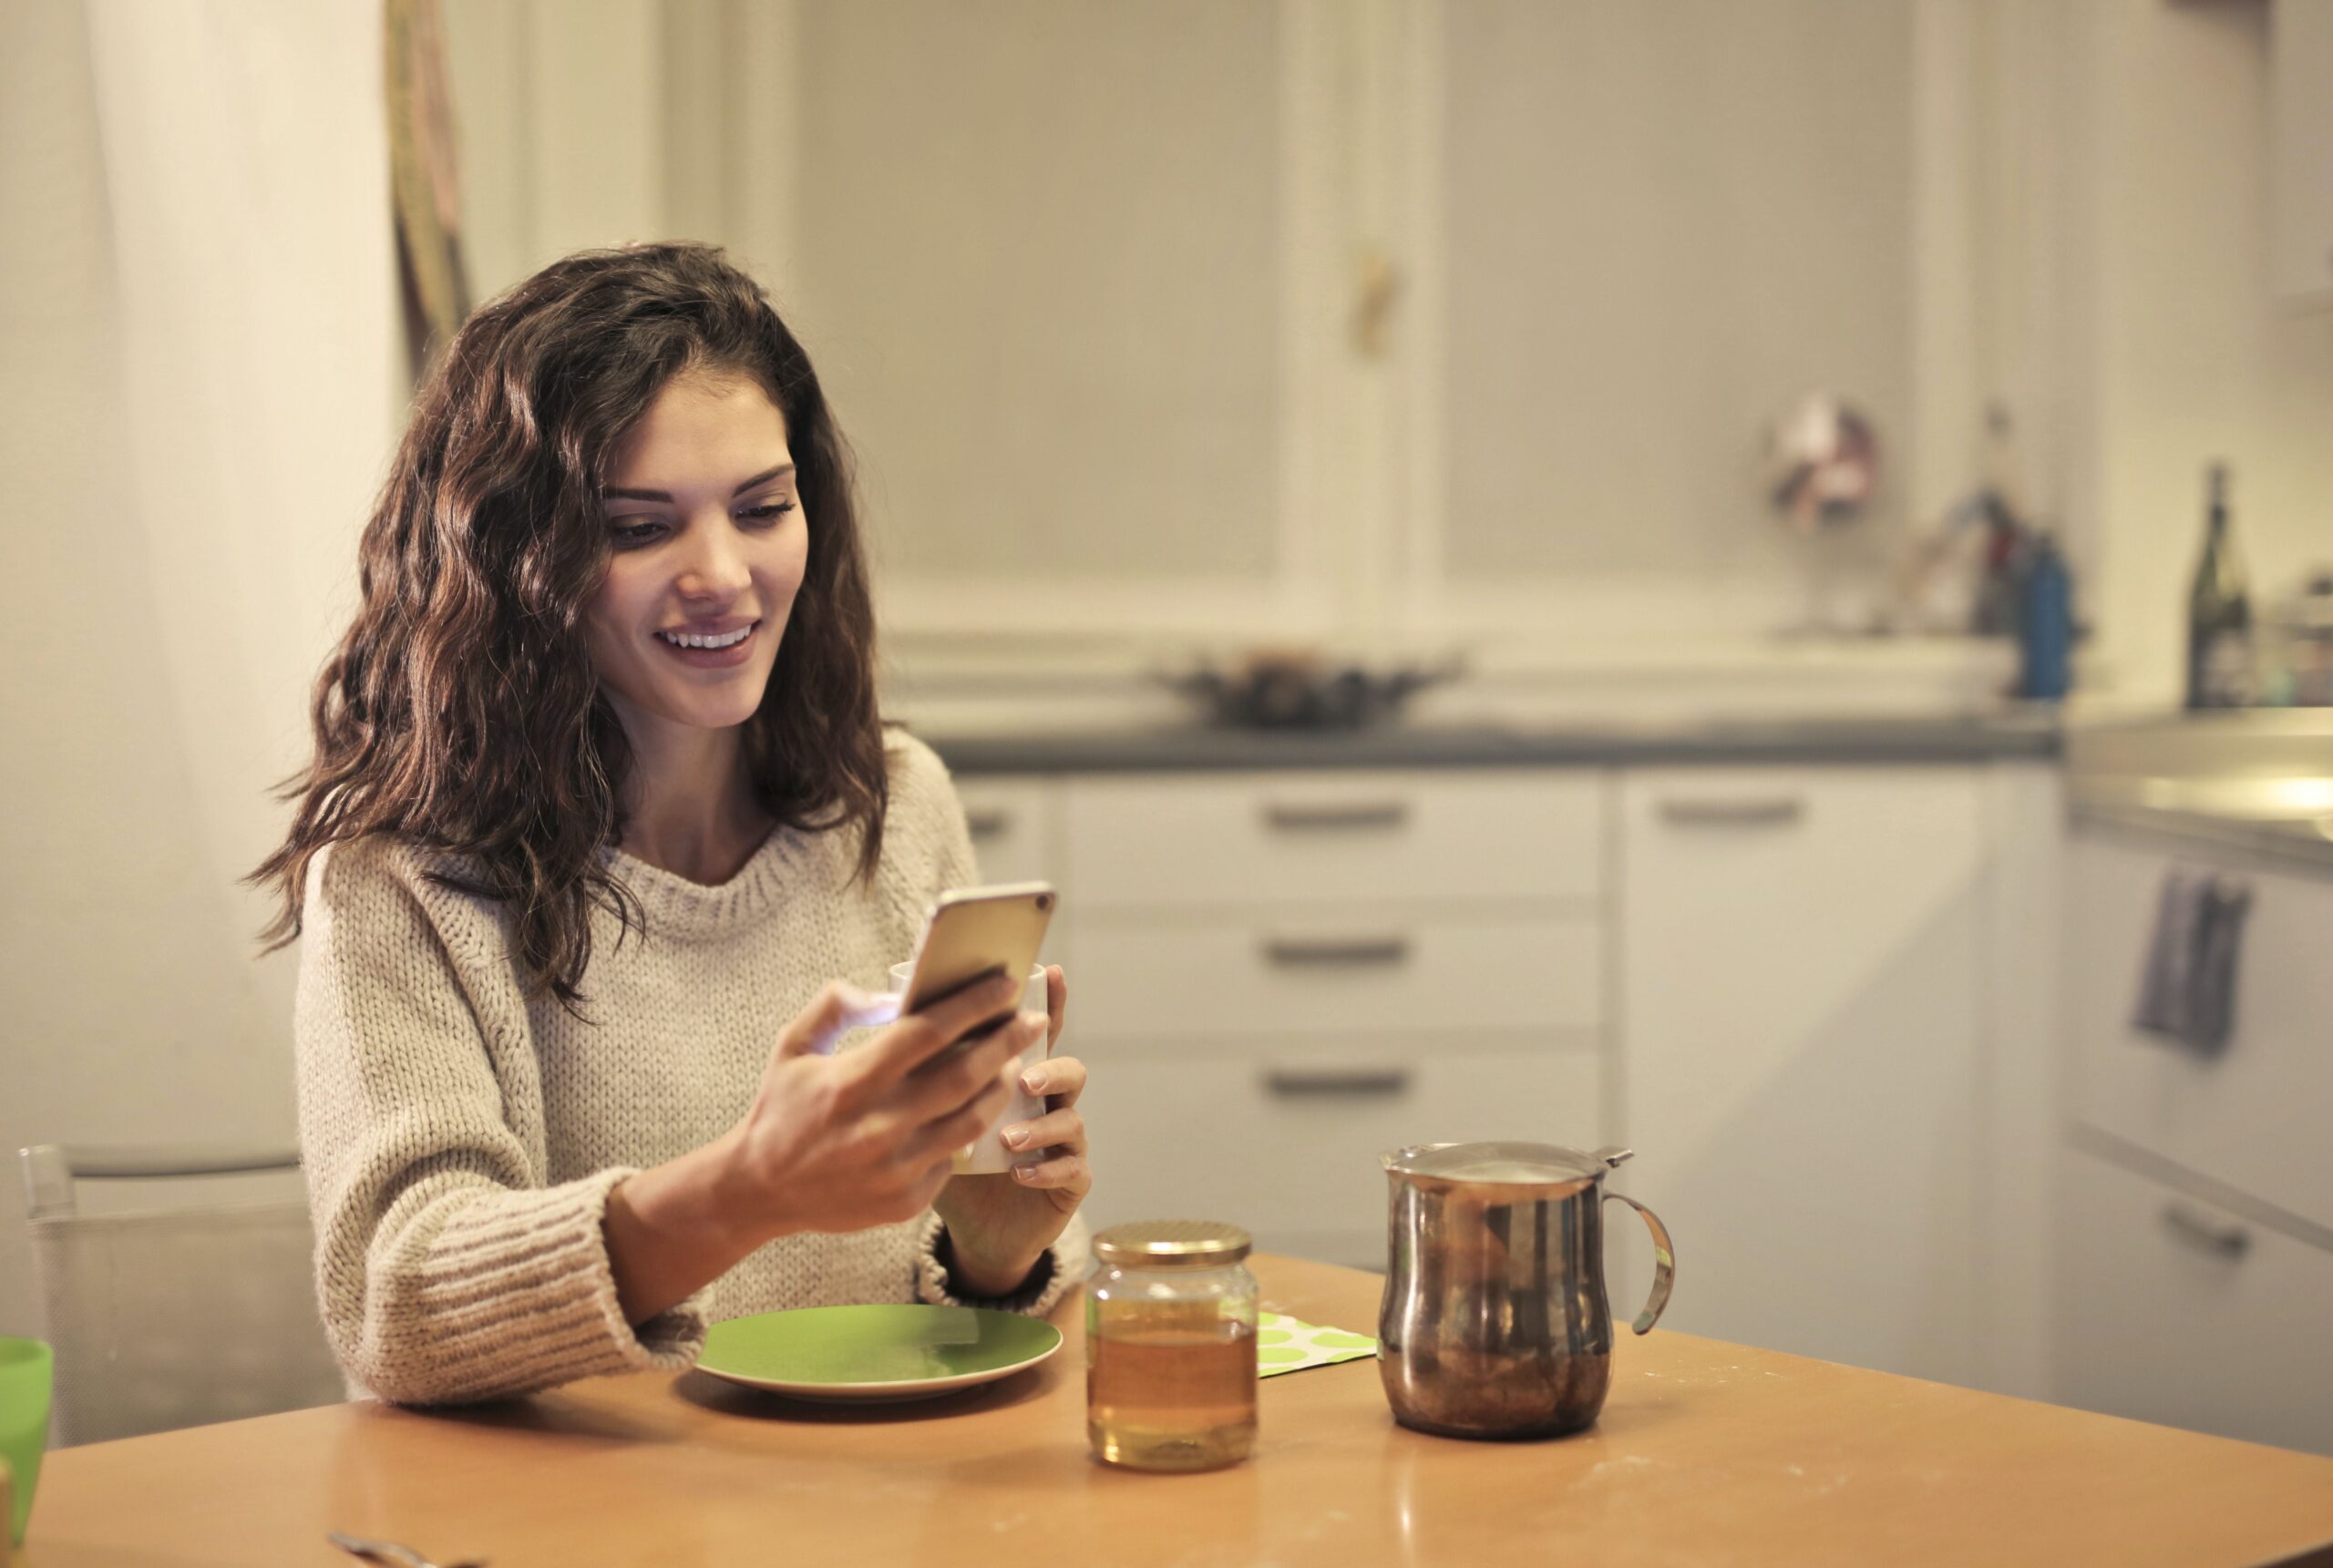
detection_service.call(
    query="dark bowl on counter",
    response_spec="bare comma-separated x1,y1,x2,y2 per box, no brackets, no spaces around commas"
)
1157,651,1465,731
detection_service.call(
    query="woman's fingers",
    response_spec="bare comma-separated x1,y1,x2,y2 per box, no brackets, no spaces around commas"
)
1018,1053,1086,1112
902,1073,1015,1166
1044,964,1067,1051
1000,1106,1085,1156
853,972,1023,1091
774,979,895,1061
1010,1152,1091,1193
893,1010,1046,1125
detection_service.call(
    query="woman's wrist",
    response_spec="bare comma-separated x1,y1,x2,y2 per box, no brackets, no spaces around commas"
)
605,1127,793,1324
940,1225,1047,1301
706,1122,797,1252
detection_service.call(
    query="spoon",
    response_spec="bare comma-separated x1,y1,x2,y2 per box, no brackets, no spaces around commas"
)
326,1530,487,1568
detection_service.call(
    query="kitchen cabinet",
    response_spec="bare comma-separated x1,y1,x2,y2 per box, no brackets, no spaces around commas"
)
951,774,1061,890
1076,1046,1599,1270
2060,1144,2333,1457
2065,827,2333,1233
945,748,2057,1389
1056,767,1608,1270
784,0,1312,631
1427,0,1918,591
1615,766,1989,1389
2273,0,2333,311
2056,815,2333,1455
1062,771,1605,907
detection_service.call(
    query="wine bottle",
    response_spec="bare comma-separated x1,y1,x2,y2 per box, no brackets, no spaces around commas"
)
2185,463,2254,709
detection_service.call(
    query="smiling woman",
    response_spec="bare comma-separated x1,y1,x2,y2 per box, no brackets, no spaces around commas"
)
583,376,813,881
242,244,1093,1406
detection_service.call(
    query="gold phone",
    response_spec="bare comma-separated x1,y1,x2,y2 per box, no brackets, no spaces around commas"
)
899,882,1056,1046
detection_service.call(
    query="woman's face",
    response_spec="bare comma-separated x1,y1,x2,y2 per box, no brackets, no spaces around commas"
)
583,373,807,739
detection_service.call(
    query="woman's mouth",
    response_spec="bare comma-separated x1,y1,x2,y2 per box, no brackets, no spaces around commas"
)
653,620,759,668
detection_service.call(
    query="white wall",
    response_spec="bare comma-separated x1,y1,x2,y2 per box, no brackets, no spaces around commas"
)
0,2,397,1337
2063,0,2333,708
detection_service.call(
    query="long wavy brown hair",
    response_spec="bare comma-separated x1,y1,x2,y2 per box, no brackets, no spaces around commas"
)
251,242,888,1011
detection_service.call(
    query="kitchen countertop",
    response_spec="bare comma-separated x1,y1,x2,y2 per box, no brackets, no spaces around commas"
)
913,712,2063,775
26,1255,2333,1568
2066,711,2333,871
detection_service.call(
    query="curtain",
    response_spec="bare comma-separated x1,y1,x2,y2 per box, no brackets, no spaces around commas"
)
0,0,396,1339
79,0,400,917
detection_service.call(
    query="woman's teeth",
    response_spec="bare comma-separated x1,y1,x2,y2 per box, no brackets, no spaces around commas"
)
658,625,752,650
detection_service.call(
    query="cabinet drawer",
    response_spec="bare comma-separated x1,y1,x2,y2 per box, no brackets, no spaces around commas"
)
2068,831,2333,1231
2059,1145,2333,1456
951,775,1061,889
1076,1045,1601,1270
1065,911,1599,1043
1064,771,1603,907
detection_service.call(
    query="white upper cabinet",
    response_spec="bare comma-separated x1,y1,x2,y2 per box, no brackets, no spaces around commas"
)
1421,1,1919,592
1617,766,1988,1387
447,0,1963,645
784,0,1327,633
2272,0,2333,311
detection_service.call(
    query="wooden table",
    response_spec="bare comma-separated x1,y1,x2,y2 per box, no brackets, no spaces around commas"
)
25,1255,2333,1567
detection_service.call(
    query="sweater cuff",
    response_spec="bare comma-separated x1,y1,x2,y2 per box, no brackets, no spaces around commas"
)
912,1212,1087,1317
385,1167,705,1402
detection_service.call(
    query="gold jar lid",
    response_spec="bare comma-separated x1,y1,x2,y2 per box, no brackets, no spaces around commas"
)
1093,1219,1252,1266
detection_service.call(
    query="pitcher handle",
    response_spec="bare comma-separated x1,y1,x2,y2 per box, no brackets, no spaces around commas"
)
1602,1191,1677,1335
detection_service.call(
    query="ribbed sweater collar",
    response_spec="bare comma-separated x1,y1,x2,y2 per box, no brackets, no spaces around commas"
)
599,825,829,938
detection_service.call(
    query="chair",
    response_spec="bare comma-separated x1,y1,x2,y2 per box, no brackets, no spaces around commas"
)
19,1143,345,1446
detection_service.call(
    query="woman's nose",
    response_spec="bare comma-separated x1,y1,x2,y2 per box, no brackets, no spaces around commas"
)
673,514,751,600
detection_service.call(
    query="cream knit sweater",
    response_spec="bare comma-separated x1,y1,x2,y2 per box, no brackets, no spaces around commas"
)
293,731,1088,1405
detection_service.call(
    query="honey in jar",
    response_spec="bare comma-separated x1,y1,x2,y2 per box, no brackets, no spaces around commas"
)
1085,1220,1258,1471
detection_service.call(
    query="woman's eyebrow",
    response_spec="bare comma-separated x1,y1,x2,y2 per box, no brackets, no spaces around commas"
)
600,463,797,504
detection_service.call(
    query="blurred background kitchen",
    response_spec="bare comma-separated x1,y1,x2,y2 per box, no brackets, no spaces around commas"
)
3,0,2329,1454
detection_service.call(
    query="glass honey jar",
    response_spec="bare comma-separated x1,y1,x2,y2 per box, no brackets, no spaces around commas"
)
1084,1220,1259,1471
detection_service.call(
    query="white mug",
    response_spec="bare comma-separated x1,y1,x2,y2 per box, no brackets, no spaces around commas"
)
883,961,1052,1175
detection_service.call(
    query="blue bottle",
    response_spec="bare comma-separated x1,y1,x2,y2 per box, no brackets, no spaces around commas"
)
2017,534,2073,701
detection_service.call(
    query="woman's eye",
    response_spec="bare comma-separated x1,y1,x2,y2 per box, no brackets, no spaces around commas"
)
609,519,666,547
738,500,797,525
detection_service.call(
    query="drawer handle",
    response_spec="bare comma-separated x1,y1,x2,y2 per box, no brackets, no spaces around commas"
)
1657,796,1805,827
1261,799,1412,832
964,807,1012,842
1264,1066,1412,1097
1261,935,1412,968
2160,1202,2251,1260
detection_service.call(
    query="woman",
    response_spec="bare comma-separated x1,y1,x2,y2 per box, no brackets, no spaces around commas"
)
252,242,1093,1405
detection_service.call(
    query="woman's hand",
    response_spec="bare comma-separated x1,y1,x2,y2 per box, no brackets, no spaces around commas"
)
931,964,1092,1296
605,972,1045,1326
731,972,1048,1237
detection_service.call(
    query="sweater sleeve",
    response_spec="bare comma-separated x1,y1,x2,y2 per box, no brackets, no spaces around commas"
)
911,1211,1094,1317
295,841,704,1404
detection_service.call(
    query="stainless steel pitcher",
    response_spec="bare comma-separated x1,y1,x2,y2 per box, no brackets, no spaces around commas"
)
1378,1142,1676,1440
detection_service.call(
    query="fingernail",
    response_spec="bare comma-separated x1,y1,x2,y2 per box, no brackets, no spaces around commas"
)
1002,1124,1030,1149
1020,1070,1044,1094
1014,1164,1039,1182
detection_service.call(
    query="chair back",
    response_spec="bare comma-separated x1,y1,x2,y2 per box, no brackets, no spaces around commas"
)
19,1144,344,1446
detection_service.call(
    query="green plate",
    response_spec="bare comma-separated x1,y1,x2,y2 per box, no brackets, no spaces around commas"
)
696,1305,1064,1403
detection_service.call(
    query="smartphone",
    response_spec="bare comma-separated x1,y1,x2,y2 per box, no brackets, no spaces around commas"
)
898,881,1056,1049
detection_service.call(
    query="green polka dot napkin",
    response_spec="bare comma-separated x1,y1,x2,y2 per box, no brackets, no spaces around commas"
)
1256,1312,1378,1378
